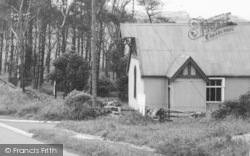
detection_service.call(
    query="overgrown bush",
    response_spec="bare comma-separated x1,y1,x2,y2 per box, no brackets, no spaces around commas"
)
25,88,51,101
211,104,230,120
38,101,66,121
212,92,250,119
64,90,108,120
98,76,115,97
48,51,90,95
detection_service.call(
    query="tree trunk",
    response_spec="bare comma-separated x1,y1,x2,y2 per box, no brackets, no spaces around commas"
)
38,23,47,88
61,26,66,54
0,33,3,74
77,30,80,54
9,32,14,78
4,24,9,73
85,32,91,60
81,31,84,56
46,24,51,74
25,19,33,84
96,21,104,96
72,8,76,51
91,0,97,107
56,28,60,58
0,22,4,74
32,18,38,89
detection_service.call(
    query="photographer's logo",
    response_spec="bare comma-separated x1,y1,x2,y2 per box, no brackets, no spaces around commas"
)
0,144,63,156
188,12,237,40
5,148,11,153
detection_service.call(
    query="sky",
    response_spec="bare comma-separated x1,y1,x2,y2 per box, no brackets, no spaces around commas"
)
137,0,250,21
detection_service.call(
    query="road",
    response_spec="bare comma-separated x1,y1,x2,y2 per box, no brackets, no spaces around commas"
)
0,127,79,156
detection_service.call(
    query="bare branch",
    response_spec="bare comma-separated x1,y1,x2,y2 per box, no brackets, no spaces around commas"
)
10,27,18,39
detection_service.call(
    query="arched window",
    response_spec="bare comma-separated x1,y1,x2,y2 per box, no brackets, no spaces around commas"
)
134,66,137,99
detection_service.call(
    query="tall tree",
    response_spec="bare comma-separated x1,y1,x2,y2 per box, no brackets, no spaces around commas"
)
91,0,97,107
137,0,163,23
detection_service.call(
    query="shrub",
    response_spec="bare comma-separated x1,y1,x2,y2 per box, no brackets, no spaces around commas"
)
18,103,41,117
212,92,250,119
116,75,128,101
38,101,66,121
48,51,90,95
25,88,51,101
98,76,115,97
211,104,230,120
64,90,108,120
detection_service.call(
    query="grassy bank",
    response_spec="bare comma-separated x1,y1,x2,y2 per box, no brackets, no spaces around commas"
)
0,84,65,120
57,113,250,156
31,128,160,156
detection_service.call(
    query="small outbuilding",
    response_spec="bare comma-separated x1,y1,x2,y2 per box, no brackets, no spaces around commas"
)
120,21,250,113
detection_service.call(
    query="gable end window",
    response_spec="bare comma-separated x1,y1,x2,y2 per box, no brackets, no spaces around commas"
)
180,63,199,78
134,66,137,99
206,78,225,102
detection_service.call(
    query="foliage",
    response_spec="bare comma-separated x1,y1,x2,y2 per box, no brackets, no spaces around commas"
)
212,92,250,119
48,51,89,95
64,90,108,120
109,39,128,101
0,0,135,92
110,44,126,77
38,102,66,121
155,16,175,23
211,104,232,120
137,0,164,23
98,76,115,97
116,75,128,101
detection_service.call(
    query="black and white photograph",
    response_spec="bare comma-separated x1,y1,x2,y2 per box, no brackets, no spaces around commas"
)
0,0,250,155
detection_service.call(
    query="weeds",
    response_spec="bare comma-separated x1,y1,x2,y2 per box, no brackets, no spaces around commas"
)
0,85,64,120
31,129,160,156
58,117,250,156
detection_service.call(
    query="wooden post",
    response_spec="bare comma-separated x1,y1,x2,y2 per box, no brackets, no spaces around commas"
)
53,80,57,99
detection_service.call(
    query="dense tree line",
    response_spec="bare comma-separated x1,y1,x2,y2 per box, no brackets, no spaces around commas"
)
0,0,170,100
0,0,133,89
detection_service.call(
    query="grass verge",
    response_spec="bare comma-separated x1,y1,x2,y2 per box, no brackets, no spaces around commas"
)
57,114,250,156
31,128,160,156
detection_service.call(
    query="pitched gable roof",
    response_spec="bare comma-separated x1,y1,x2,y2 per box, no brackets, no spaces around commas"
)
121,23,250,77
167,54,208,82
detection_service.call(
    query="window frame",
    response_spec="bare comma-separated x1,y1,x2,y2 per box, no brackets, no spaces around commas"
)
206,77,225,103
179,63,200,78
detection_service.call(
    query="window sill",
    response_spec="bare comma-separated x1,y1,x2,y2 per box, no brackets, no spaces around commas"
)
206,101,223,104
